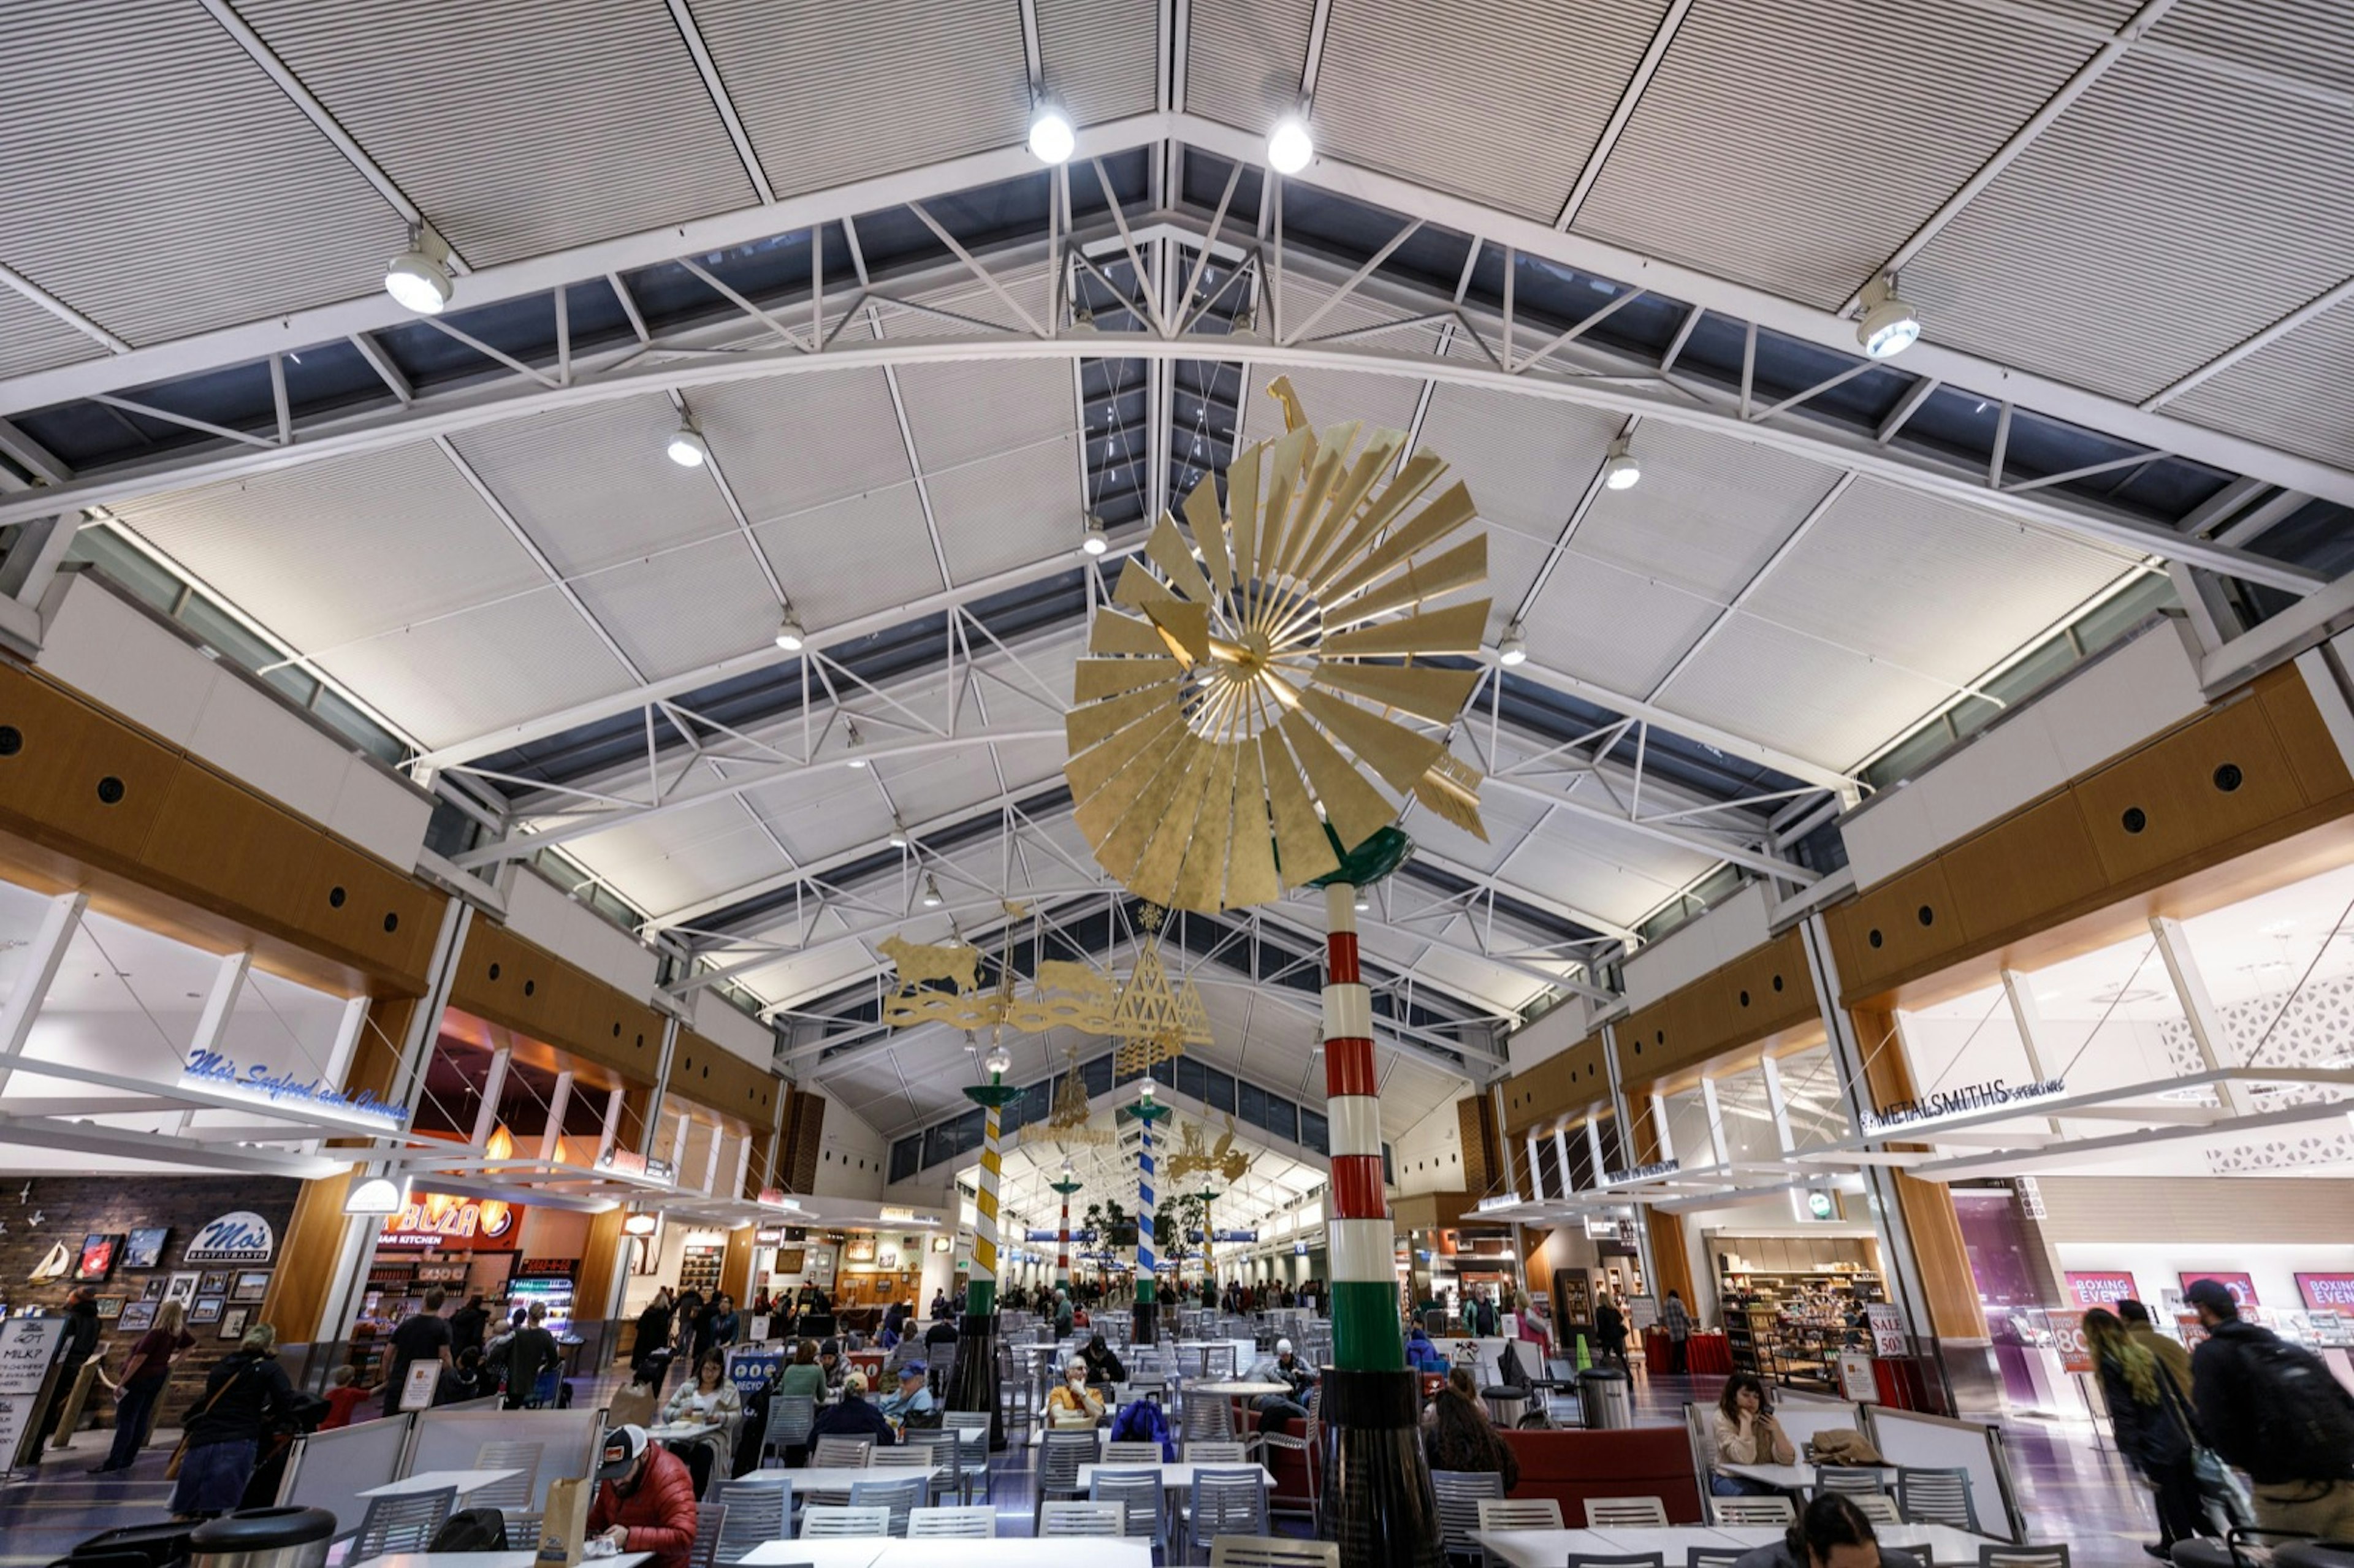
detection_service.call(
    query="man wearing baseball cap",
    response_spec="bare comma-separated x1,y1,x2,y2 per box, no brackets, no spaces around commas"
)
2186,1276,2354,1537
877,1361,935,1428
587,1423,698,1568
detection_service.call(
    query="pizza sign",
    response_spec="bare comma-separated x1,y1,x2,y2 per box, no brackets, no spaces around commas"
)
185,1211,276,1265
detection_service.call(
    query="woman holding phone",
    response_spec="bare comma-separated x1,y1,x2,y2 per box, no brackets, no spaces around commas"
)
1713,1371,1798,1496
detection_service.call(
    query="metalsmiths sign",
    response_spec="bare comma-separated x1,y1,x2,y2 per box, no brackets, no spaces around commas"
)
181,1049,408,1125
1860,1077,2066,1135
1600,1159,1678,1187
1474,1193,1523,1213
185,1211,276,1265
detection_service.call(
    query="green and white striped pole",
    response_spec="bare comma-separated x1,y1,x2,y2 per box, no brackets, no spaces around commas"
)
950,1044,1023,1449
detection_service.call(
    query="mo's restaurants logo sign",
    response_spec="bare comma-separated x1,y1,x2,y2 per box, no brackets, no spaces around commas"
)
380,1192,522,1250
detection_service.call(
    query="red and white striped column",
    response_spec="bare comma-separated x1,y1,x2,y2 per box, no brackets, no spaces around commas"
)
1324,881,1404,1373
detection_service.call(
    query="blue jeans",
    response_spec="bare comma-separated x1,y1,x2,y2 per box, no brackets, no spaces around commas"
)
1712,1472,1787,1498
170,1437,257,1517
102,1380,164,1470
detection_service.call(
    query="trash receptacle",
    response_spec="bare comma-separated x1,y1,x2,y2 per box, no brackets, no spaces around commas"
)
1579,1366,1633,1429
189,1506,337,1568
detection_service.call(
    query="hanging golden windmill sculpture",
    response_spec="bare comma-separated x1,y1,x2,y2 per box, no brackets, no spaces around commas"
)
1066,378,1490,912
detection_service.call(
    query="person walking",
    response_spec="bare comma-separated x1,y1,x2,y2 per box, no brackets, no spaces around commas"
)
381,1287,452,1416
633,1287,676,1391
1662,1288,1693,1375
2187,1277,2354,1539
503,1301,562,1409
169,1323,294,1520
2084,1308,2207,1557
449,1293,489,1357
1594,1293,1631,1371
2119,1300,2194,1398
92,1299,192,1472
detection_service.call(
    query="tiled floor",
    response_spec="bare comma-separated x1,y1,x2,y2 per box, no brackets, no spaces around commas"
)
0,1368,2174,1565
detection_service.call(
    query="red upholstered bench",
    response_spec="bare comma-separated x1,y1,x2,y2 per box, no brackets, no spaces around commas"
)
1498,1425,1706,1523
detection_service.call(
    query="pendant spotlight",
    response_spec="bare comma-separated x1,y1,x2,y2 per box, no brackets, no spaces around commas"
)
1081,513,1109,557
888,815,909,849
845,720,867,767
1028,99,1076,165
922,874,943,908
664,422,710,468
774,611,806,652
1601,436,1641,491
1856,273,1922,359
1267,116,1315,175
1498,622,1528,667
384,225,453,314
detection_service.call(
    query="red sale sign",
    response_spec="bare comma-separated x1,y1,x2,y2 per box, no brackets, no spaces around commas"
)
2063,1271,2139,1310
2182,1271,2259,1308
2296,1274,2354,1312
2050,1309,2094,1375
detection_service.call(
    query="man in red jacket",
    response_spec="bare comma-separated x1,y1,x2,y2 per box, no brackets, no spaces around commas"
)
588,1424,698,1568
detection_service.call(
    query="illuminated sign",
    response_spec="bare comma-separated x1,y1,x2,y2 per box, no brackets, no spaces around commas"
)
1861,1078,2066,1135
185,1211,276,1265
1474,1194,1524,1213
182,1049,408,1125
2297,1274,2354,1311
2063,1271,2140,1309
1599,1159,1679,1187
379,1193,520,1250
2182,1271,2259,1308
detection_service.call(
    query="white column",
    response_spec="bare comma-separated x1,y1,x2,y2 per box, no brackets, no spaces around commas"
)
1758,1054,1796,1155
2149,916,2245,1117
0,891,85,1097
1586,1117,1607,1182
1648,1092,1675,1165
470,1048,512,1150
1554,1127,1576,1193
1697,1076,1731,1170
1998,971,2070,1133
1525,1135,1546,1201
596,1086,627,1165
321,995,372,1093
539,1071,574,1163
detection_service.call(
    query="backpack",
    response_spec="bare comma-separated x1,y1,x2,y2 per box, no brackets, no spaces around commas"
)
2235,1332,2354,1480
429,1509,509,1551
1110,1396,1176,1460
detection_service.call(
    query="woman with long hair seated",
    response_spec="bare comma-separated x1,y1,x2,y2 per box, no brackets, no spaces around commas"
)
1734,1493,1927,1568
1712,1371,1797,1495
1420,1367,1519,1491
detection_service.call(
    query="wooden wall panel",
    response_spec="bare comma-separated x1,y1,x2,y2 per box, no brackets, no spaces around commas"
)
2259,671,2354,802
1499,1032,1609,1136
1458,1094,1501,1199
780,1087,826,1193
1940,793,2108,945
265,1170,356,1341
575,1207,630,1334
2072,693,2305,885
669,1030,783,1133
1620,929,1817,1090
1647,1208,1696,1312
448,922,664,1088
1827,859,1964,997
1853,1005,1986,1340
0,664,179,863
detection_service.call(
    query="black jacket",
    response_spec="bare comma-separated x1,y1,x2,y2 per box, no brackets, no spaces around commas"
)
450,1303,489,1353
634,1301,674,1364
185,1350,295,1447
809,1394,896,1446
2097,1352,2193,1475
2192,1318,2354,1484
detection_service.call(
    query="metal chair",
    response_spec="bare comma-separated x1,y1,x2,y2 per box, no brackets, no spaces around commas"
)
1711,1494,1797,1526
799,1505,892,1538
1091,1467,1171,1550
1034,1428,1098,1527
1431,1469,1504,1560
810,1434,875,1468
710,1478,790,1562
1561,1558,1663,1568
907,1504,997,1537
500,1512,542,1552
1689,1551,1746,1568
1183,1390,1238,1445
1209,1539,1340,1568
471,1440,543,1512
1852,1494,1903,1527
1815,1465,1890,1496
942,1410,993,1502
1979,1549,2069,1568
1584,1497,1670,1528
1040,1499,1128,1537
847,1473,926,1537
350,1488,459,1561
1477,1497,1564,1531
766,1393,816,1463
1187,1467,1273,1562
900,1427,964,1504
687,1502,727,1568
1187,1441,1251,1464
1205,1343,1236,1379
1261,1393,1322,1522
1106,1439,1166,1463
1898,1466,1982,1532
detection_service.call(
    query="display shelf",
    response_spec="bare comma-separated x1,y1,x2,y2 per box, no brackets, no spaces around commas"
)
1721,1263,1884,1389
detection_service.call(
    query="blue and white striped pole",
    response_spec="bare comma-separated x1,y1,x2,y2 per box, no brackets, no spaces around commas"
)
1133,1078,1170,1345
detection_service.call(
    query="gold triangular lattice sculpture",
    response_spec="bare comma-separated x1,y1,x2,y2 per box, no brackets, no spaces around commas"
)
1045,1048,1114,1144
1108,932,1211,1078
1065,377,1490,911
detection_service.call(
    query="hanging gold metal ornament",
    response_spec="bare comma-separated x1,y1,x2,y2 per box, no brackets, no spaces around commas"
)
1065,377,1491,912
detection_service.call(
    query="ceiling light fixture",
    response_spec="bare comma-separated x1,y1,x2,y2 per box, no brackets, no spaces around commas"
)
845,721,867,767
1354,892,1370,913
984,1046,1011,1078
922,874,943,908
774,611,806,652
665,423,710,468
1856,273,1922,359
623,1211,658,1236
1498,623,1528,667
888,815,908,849
1081,513,1108,557
343,1174,408,1216
1267,116,1314,175
1601,436,1641,491
384,226,453,314
1027,99,1076,165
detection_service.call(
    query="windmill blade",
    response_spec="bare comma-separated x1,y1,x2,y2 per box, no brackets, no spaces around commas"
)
1252,424,1316,588
1097,733,1207,881
1090,607,1178,657
1227,441,1263,600
1301,451,1450,599
1073,721,1187,844
1292,428,1400,587
1300,688,1447,794
1311,661,1484,725
1141,599,1211,666
1318,480,1479,605
1066,680,1178,753
1146,511,1215,605
1170,742,1241,913
1328,533,1488,631
1127,738,1224,905
1414,753,1490,842
1184,473,1236,603
1224,741,1283,907
1259,727,1342,888
1279,709,1397,850
1076,656,1184,702
1273,425,1357,583
1320,599,1492,658
1067,709,1179,801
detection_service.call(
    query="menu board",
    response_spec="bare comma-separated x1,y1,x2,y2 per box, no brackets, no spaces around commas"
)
2181,1271,2259,1308
0,1319,66,1468
2063,1271,2139,1310
2296,1274,2354,1312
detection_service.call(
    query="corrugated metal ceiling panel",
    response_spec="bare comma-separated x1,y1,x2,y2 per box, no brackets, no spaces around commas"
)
753,486,945,625
1233,361,1422,447
1728,479,2136,689
1412,385,1622,544
0,0,401,344
1310,0,1670,222
694,0,1029,201
1494,821,1713,929
0,291,104,381
239,0,755,265
2150,0,2354,97
1184,0,1315,131
1572,422,1842,603
927,433,1087,583
1652,611,1952,771
313,585,635,747
568,529,785,680
1576,0,2108,308
565,796,798,918
109,441,546,649
449,395,741,575
691,369,916,520
1520,551,1722,696
1037,0,1161,126
895,359,1076,470
1907,50,2354,400
2167,299,2354,469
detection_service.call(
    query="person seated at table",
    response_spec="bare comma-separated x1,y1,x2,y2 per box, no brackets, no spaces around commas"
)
1079,1330,1127,1387
1421,1368,1520,1491
878,1361,935,1427
664,1352,744,1484
1046,1358,1107,1428
817,1337,847,1394
588,1423,699,1568
1713,1371,1797,1496
930,1289,951,1321
1733,1492,1925,1568
810,1371,897,1445
1242,1337,1317,1433
1405,1325,1449,1376
924,1313,959,1352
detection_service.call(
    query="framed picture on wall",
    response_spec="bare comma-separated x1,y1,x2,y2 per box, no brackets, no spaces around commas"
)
218,1307,248,1341
777,1247,806,1274
189,1298,223,1325
198,1271,228,1296
118,1301,156,1333
123,1230,170,1271
164,1273,200,1308
230,1271,270,1303
845,1238,876,1263
94,1295,125,1321
77,1234,123,1282
141,1277,166,1301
